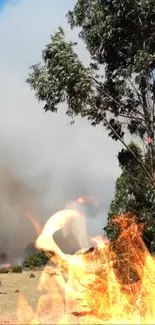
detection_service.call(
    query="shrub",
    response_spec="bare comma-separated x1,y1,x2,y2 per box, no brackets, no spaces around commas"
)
0,267,9,274
23,251,49,268
29,273,35,278
11,265,22,273
14,289,20,293
24,242,38,257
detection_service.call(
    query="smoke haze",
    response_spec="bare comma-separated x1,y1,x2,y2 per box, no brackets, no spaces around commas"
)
0,0,122,260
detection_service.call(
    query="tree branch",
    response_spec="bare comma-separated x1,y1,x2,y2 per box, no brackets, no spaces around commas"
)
93,77,145,120
96,106,153,184
92,77,154,183
129,79,143,105
107,108,145,122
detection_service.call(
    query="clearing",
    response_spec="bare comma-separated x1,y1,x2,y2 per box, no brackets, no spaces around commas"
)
0,269,74,324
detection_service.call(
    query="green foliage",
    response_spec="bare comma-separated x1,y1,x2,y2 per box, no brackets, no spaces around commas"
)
23,251,49,268
27,27,92,119
104,142,155,251
11,265,22,273
67,0,155,72
27,1,155,143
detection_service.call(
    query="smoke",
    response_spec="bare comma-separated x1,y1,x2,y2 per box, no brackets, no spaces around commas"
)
0,0,122,262
0,163,37,261
0,112,119,262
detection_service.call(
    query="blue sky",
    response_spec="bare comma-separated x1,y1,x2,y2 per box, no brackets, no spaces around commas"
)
0,0,74,11
0,0,9,9
0,0,5,8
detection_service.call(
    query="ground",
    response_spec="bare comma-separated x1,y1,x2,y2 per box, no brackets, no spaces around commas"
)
0,268,104,324
0,269,68,324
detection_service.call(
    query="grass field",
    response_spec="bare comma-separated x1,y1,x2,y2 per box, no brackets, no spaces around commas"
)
0,269,70,324
2,258,154,324
0,268,102,324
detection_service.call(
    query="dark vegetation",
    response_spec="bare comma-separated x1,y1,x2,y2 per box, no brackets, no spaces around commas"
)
23,251,49,268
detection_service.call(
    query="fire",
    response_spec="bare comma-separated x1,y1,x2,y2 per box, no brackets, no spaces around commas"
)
77,195,99,207
26,210,42,236
14,209,155,323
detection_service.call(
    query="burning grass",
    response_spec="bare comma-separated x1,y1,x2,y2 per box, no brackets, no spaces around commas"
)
0,255,154,324
1,209,155,324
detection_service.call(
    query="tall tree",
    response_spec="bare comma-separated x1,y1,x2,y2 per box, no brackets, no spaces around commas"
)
27,0,155,187
104,142,155,252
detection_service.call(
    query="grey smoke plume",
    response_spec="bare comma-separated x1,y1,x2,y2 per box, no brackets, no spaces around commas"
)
0,0,122,261
0,164,37,261
0,103,121,262
0,125,119,262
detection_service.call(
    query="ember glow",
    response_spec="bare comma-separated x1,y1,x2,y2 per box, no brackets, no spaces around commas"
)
76,196,99,207
16,208,155,324
26,210,42,236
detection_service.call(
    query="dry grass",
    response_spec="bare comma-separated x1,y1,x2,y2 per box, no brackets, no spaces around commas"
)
0,269,69,324
0,267,96,324
2,254,155,324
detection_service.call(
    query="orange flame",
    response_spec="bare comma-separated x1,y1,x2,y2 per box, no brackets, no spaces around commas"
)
26,210,42,236
77,196,99,207
12,210,155,323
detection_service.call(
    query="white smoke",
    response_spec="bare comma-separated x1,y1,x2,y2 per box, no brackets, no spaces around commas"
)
0,0,122,261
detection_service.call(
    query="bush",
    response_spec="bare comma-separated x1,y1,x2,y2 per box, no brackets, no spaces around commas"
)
23,251,49,268
11,265,22,273
0,267,9,274
29,273,35,278
24,242,38,257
